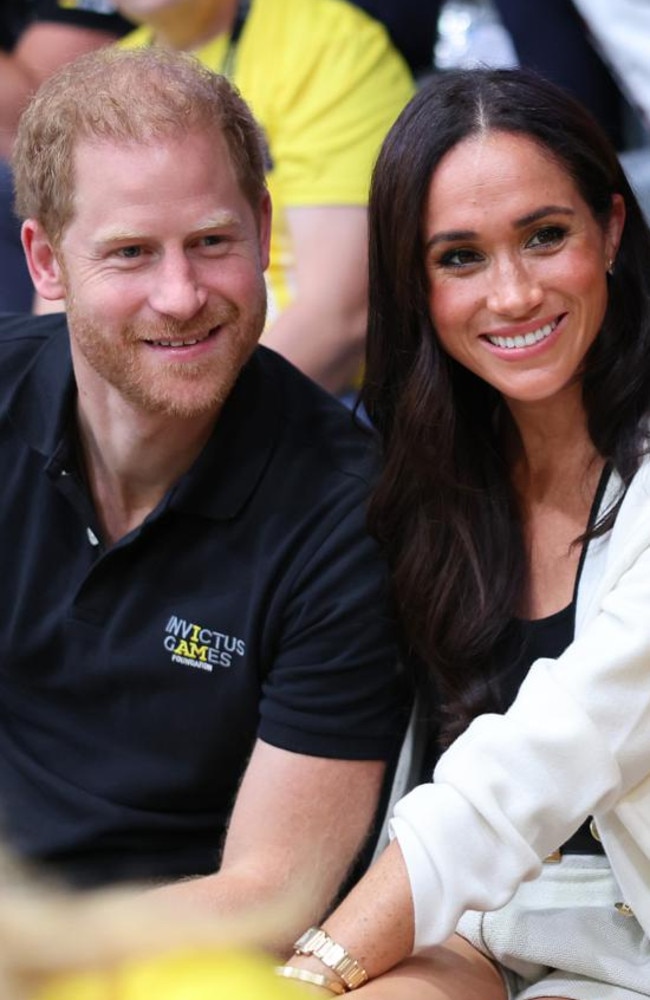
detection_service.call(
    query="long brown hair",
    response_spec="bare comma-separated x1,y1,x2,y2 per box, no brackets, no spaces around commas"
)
362,68,650,746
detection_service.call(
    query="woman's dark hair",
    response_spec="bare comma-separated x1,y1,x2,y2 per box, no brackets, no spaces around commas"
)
361,68,650,746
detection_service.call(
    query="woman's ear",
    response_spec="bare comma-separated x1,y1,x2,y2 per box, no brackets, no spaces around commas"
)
605,193,626,270
21,219,67,301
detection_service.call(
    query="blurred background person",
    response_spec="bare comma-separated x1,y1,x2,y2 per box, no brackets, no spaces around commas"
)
431,0,650,216
0,1,133,313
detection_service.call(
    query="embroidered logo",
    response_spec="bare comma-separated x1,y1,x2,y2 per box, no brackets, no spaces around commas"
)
164,615,245,672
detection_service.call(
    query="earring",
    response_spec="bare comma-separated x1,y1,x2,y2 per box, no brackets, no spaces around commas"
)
607,258,615,276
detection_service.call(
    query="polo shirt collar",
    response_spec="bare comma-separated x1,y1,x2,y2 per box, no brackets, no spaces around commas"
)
8,316,75,458
8,320,280,523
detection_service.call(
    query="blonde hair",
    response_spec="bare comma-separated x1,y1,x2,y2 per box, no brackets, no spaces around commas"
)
12,46,268,245
0,848,305,999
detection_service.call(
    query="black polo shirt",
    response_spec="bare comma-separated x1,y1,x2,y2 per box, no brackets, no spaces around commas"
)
0,314,406,887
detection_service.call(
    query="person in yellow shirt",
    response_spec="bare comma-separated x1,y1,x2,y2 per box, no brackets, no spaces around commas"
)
117,0,415,396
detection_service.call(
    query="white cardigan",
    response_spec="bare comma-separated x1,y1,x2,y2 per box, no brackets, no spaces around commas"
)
390,454,650,949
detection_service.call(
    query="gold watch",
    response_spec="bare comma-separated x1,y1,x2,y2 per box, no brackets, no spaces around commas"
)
294,927,368,990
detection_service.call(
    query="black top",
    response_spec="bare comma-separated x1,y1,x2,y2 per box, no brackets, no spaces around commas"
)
492,467,612,855
0,313,408,887
348,0,436,76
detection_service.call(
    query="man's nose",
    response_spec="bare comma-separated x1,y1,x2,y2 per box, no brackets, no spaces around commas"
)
147,252,208,320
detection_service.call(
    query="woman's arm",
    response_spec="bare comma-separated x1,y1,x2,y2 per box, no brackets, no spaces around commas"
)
351,935,506,1000
288,927,506,1000
321,840,414,979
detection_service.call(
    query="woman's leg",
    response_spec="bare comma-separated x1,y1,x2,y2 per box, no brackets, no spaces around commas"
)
351,933,507,1000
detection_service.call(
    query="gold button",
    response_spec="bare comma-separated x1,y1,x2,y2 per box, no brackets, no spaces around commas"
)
589,818,601,842
614,902,635,917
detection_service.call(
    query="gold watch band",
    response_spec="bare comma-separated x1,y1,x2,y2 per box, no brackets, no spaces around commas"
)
294,927,368,991
275,965,347,995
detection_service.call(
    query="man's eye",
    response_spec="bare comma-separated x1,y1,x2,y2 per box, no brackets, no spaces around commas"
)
527,225,567,249
195,234,229,250
116,246,142,259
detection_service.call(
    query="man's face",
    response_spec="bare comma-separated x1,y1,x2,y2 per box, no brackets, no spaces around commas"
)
55,127,270,420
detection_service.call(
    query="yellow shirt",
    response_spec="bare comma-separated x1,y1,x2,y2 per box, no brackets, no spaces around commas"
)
35,947,309,1000
121,0,414,319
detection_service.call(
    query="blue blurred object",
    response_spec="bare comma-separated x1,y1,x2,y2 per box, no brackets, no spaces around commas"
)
0,159,33,313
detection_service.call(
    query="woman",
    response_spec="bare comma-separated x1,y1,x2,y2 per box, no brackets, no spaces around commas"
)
278,68,650,999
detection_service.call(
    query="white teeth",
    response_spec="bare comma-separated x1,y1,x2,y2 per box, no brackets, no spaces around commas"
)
151,338,200,348
488,320,557,350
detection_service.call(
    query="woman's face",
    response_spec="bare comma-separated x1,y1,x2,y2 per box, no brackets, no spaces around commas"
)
423,130,625,412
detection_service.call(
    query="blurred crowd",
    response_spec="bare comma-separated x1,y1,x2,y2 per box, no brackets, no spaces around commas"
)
2,0,648,383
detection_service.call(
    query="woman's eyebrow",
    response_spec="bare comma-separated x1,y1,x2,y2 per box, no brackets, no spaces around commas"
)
425,228,477,250
425,205,576,250
513,205,575,228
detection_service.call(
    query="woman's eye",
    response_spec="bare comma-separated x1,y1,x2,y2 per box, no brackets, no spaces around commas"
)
439,247,482,268
527,225,567,249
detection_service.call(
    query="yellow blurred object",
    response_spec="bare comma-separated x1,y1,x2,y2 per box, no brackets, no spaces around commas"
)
35,947,311,1000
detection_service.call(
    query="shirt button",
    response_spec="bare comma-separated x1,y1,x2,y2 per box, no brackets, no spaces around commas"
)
86,527,99,546
589,818,601,842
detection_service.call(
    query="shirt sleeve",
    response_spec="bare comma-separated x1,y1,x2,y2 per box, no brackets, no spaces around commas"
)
391,512,650,949
241,1,415,208
258,480,410,761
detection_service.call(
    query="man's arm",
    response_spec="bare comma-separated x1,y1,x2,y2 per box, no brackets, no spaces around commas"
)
151,738,386,953
260,205,368,396
0,22,122,157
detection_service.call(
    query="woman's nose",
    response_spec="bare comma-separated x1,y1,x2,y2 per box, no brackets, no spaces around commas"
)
486,256,544,317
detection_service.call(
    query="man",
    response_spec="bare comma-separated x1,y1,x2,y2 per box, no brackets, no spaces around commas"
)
0,1,133,311
3,47,407,948
104,0,416,397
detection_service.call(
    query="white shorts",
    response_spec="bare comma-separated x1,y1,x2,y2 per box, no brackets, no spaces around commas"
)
456,855,650,999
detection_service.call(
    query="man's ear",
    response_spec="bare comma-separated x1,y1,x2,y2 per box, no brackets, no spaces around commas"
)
258,190,272,272
21,219,66,300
